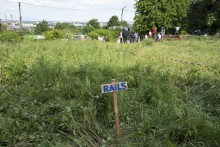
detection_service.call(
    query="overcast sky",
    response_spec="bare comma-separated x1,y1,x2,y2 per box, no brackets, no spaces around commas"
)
0,0,136,22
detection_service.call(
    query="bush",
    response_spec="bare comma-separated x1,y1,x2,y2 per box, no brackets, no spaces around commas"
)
81,25,95,34
141,38,154,46
18,29,32,36
34,20,49,34
44,29,65,40
180,30,188,35
88,29,120,41
0,23,7,32
87,32,99,40
0,31,22,42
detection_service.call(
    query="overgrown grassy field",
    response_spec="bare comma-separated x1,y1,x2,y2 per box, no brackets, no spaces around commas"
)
0,38,220,146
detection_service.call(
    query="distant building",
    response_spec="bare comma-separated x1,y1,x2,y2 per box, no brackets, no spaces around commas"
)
72,22,87,27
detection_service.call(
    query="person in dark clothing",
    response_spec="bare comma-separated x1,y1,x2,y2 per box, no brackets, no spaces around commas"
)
129,34,135,43
122,28,129,43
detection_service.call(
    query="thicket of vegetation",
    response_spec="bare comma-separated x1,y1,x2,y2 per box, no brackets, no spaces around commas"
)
134,0,220,35
0,38,219,146
88,29,120,41
44,29,65,40
0,31,23,42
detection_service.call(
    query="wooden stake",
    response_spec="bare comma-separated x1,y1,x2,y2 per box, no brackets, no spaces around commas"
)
112,79,120,137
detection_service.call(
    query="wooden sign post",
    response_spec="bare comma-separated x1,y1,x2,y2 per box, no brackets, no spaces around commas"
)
101,79,128,137
112,79,120,137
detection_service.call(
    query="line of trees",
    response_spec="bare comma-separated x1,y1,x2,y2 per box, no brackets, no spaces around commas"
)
134,0,220,35
33,16,126,35
31,16,129,40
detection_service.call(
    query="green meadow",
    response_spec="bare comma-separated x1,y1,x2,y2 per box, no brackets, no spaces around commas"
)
0,38,220,146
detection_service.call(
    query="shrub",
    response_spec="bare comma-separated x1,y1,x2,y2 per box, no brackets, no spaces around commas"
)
87,29,119,41
141,38,154,46
0,31,22,42
44,29,65,40
18,29,32,36
81,25,95,34
180,30,188,35
87,32,99,40
34,20,49,34
0,23,7,32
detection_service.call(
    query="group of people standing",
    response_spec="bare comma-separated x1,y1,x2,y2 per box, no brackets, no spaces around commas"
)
117,25,181,43
145,26,165,41
118,28,140,43
146,26,181,41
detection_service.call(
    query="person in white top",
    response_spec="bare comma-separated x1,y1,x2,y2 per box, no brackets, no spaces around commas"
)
145,34,148,39
149,31,152,38
155,33,162,41
158,33,161,40
175,26,180,35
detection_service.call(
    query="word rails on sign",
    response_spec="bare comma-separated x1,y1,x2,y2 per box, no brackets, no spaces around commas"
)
101,82,127,93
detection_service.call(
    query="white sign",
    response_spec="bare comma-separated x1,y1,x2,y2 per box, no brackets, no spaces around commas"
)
101,82,128,93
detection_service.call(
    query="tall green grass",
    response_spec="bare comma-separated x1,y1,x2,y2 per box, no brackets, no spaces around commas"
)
0,38,220,146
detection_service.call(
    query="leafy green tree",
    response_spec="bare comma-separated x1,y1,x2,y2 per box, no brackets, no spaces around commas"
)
55,22,71,30
81,25,95,34
107,16,120,27
44,29,65,40
187,0,220,34
55,22,79,34
34,20,49,34
54,22,77,30
121,20,129,27
134,0,191,34
87,19,100,29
